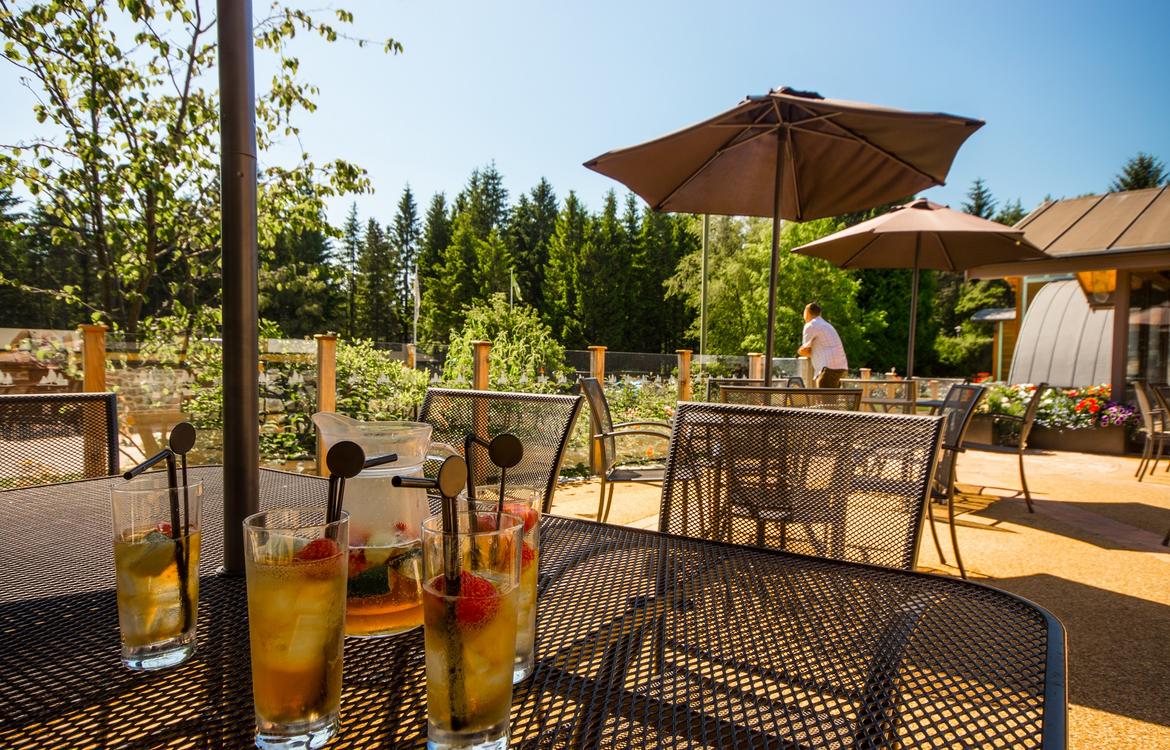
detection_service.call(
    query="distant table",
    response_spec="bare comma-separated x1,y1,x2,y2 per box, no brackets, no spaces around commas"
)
0,468,1066,748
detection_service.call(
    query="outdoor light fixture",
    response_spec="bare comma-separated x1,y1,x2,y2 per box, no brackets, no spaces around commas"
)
1076,270,1118,307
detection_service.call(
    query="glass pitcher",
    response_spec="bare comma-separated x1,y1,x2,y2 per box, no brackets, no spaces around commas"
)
312,412,454,638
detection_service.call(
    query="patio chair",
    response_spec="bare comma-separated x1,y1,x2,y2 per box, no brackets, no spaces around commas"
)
579,377,671,522
0,392,119,489
720,386,863,411
1146,383,1170,476
928,384,986,579
418,388,583,514
659,401,943,570
965,383,1049,512
842,378,918,414
1133,381,1169,482
703,377,766,402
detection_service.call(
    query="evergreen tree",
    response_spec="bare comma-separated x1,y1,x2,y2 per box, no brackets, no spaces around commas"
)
419,193,452,276
422,212,479,342
506,178,558,314
356,219,401,340
1110,152,1167,191
579,190,628,346
259,227,344,337
994,198,1027,227
854,268,938,374
474,162,510,237
543,192,590,347
391,186,421,334
961,178,997,219
340,204,363,338
475,229,512,298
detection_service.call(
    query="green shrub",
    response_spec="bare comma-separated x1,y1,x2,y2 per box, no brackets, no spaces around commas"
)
443,294,572,386
336,340,430,420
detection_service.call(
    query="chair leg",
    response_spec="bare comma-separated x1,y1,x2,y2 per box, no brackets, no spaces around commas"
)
601,481,616,524
947,484,967,579
1150,436,1166,475
1163,526,1170,546
1018,450,1034,513
1135,437,1151,479
925,494,946,565
596,476,608,522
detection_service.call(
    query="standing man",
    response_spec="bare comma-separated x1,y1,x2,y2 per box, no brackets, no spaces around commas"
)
797,302,849,388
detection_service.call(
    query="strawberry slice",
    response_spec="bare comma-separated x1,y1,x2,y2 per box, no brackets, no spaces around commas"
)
504,503,539,533
521,542,536,570
347,549,368,577
295,538,340,561
428,571,500,626
155,521,173,536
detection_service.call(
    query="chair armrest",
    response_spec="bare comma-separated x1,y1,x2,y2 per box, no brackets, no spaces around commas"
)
597,429,672,441
942,443,967,453
614,420,672,428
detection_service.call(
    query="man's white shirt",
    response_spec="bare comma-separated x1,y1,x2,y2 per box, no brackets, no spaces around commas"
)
801,316,849,373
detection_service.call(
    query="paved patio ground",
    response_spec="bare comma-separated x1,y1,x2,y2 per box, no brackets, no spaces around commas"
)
548,448,1170,750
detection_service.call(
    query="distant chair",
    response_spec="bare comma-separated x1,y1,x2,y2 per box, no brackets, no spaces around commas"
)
419,388,583,514
1132,381,1169,482
967,383,1049,512
720,386,862,411
785,376,805,387
659,401,943,570
0,392,119,489
927,384,986,579
704,377,766,402
842,378,918,414
579,377,671,523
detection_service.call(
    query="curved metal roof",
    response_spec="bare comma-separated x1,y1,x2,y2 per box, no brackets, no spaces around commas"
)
1009,280,1112,387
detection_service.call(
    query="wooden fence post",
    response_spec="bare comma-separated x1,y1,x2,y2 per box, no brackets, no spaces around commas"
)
79,324,108,477
860,367,872,381
587,345,607,475
80,324,108,392
471,340,491,390
747,352,764,380
588,345,606,382
405,343,416,369
315,334,337,475
676,349,692,401
799,356,814,387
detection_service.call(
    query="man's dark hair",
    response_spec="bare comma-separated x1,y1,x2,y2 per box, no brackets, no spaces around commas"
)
805,302,822,316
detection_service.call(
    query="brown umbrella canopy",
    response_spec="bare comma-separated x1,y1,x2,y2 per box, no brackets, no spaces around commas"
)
584,87,984,221
795,198,1047,269
584,87,983,384
794,198,1046,375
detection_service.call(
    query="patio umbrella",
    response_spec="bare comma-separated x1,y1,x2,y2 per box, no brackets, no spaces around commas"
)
794,198,1047,376
584,86,983,384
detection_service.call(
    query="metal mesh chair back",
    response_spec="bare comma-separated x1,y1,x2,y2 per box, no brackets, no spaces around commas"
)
578,378,617,474
785,376,805,387
703,377,766,402
660,401,943,569
1137,379,1165,432
936,384,985,487
1152,384,1170,427
721,386,862,411
419,388,583,513
1018,383,1049,448
0,392,119,489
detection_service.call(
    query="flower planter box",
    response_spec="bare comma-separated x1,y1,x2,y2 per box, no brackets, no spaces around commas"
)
1027,425,1128,455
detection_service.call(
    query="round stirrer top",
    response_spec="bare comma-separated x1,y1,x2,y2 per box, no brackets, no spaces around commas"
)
167,422,197,455
487,434,523,470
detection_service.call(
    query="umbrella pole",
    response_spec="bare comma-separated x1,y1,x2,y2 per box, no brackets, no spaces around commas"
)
217,0,259,575
700,214,709,376
907,235,921,378
763,146,784,387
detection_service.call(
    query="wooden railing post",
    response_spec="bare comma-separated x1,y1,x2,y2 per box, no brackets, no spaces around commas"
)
860,367,872,381
315,334,337,475
588,345,606,382
80,324,108,392
471,340,491,390
798,356,814,387
676,349,692,401
747,352,764,380
587,345,607,475
405,343,416,369
79,324,108,477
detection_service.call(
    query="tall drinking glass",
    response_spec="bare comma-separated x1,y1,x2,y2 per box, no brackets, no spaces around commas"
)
471,487,541,683
244,509,349,750
111,474,203,671
421,512,522,750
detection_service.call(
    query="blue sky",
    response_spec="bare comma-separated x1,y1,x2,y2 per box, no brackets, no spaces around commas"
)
5,1,1170,227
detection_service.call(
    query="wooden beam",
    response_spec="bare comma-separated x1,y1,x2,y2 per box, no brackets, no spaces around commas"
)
1110,271,1131,399
676,349,692,401
315,333,337,476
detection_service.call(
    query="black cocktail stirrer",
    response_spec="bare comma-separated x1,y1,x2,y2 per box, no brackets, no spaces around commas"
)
325,441,401,526
166,423,197,632
168,422,197,541
488,434,523,536
393,456,468,727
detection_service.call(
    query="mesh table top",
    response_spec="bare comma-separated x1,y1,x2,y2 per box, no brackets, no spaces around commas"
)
0,468,1065,748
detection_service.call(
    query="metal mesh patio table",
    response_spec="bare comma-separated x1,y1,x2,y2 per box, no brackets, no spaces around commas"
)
0,468,1065,748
